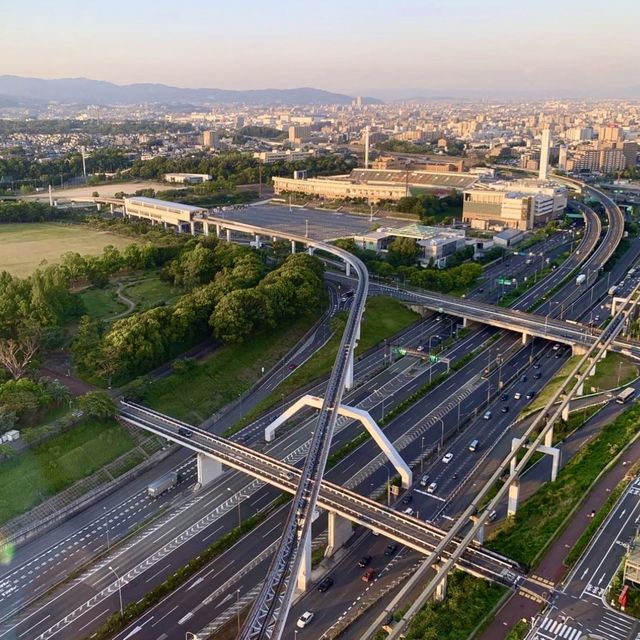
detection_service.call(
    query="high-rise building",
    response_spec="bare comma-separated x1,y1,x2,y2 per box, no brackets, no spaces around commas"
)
539,129,551,180
288,125,311,143
202,130,219,149
599,148,626,174
598,125,622,142
558,145,568,171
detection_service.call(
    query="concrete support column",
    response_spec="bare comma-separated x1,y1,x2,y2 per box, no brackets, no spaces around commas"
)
190,222,195,235
255,234,260,247
291,240,296,254
196,453,223,487
345,262,351,277
507,478,520,517
544,425,554,448
177,223,183,233
550,448,560,482
434,569,447,601
561,404,570,422
216,223,221,236
203,223,209,236
521,332,530,345
110,203,114,213
344,350,354,391
226,229,231,242
575,381,584,396
307,246,315,256
163,221,168,229
325,512,353,558
296,529,312,593
470,515,485,544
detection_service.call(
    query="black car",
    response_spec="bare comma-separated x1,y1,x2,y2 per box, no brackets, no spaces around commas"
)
401,494,413,505
358,555,372,568
526,391,536,400
534,372,542,379
520,375,527,382
317,576,334,592
500,406,509,413
178,427,193,438
533,363,541,369
501,394,509,402
384,543,398,556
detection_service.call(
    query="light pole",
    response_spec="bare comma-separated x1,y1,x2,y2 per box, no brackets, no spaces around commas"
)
438,417,444,451
108,565,123,619
420,436,425,472
227,488,241,528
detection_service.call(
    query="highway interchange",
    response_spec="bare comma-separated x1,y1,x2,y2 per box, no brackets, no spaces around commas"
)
1,181,640,640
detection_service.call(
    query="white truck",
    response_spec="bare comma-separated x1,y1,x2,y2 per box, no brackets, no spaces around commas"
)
147,471,182,498
576,274,587,286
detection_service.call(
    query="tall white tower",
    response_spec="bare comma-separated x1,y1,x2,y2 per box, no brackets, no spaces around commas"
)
364,126,370,170
539,129,551,181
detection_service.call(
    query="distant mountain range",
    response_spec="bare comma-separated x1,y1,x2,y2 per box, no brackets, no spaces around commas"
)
0,75,382,106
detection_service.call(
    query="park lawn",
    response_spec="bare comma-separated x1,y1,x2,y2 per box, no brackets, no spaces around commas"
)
143,314,319,423
0,223,133,277
0,419,135,525
80,286,127,320
123,277,183,311
585,352,638,393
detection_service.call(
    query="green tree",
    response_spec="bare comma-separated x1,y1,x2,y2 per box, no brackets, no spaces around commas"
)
388,237,421,266
77,391,117,420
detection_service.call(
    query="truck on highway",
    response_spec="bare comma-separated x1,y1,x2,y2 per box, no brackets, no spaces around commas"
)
576,274,587,286
147,471,182,498
608,285,619,296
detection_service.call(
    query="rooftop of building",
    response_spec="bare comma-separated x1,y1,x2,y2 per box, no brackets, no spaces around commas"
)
349,168,477,189
124,196,208,213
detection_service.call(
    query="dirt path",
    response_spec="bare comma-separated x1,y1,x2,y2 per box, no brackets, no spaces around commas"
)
110,282,136,320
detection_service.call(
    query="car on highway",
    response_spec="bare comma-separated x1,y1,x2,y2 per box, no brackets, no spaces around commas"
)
534,372,542,379
362,568,376,582
427,481,438,493
317,576,334,592
401,493,413,504
358,555,372,567
178,427,193,438
514,392,522,400
384,543,398,556
501,394,509,401
533,363,541,369
416,345,424,352
420,474,429,487
297,611,314,628
442,452,454,464
526,391,536,400
520,375,527,382
403,507,414,516
483,410,492,420
468,439,479,452
500,406,509,413
288,362,298,370
553,343,561,351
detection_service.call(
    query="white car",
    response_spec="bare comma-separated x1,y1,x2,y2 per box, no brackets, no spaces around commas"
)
297,611,314,628
483,411,492,420
403,507,414,516
442,452,453,464
514,392,522,400
416,345,424,352
427,481,438,494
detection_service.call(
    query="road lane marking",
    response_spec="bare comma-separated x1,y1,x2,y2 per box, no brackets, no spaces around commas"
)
150,606,178,627
18,615,51,638
144,564,171,584
78,608,109,632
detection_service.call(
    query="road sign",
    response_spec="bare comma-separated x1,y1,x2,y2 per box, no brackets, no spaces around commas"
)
429,355,440,363
497,277,513,285
392,347,407,357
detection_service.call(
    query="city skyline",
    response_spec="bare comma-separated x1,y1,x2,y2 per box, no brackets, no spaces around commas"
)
3,0,639,98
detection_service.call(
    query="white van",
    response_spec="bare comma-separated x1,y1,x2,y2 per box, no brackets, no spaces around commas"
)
468,439,479,452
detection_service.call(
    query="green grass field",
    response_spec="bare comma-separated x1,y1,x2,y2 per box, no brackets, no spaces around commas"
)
0,419,135,525
80,287,128,320
0,223,133,276
123,277,183,311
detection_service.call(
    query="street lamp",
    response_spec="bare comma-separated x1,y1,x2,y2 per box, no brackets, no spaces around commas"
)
227,488,241,528
108,566,124,618
104,506,110,550
438,417,444,450
420,436,425,472
386,466,391,506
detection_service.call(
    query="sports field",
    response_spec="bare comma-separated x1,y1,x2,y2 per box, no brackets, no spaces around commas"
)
0,223,133,276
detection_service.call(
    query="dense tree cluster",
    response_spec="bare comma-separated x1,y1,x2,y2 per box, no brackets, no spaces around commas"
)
0,120,192,136
395,193,463,224
0,377,71,434
0,201,79,224
128,152,356,185
72,243,325,382
334,238,482,293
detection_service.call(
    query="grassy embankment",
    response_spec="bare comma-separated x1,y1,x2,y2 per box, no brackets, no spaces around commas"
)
0,419,135,525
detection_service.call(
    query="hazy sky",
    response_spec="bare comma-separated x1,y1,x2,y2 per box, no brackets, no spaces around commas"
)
2,0,638,96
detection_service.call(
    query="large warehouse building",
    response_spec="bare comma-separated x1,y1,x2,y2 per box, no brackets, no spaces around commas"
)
462,180,568,231
123,197,208,233
272,168,478,203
